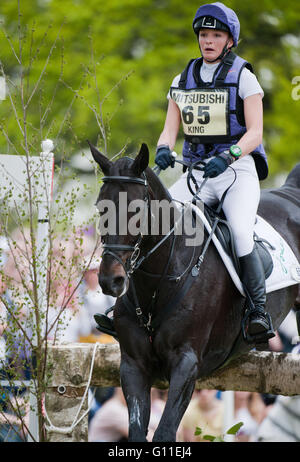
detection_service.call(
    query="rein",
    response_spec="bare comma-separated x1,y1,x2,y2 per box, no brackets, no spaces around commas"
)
100,161,235,337
100,171,182,331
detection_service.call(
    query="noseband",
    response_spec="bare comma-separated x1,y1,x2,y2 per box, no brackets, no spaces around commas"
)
100,173,149,276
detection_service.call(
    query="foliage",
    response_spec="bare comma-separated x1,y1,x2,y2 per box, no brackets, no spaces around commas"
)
194,421,244,442
1,0,299,178
0,0,299,442
0,4,103,441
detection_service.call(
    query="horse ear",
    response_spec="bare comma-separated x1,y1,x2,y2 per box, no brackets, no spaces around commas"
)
87,140,112,175
132,143,149,176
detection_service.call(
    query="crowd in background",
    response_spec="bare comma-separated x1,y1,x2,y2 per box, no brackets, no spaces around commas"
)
0,229,299,442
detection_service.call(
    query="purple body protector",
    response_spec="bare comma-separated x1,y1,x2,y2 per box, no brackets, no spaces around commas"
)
172,53,268,181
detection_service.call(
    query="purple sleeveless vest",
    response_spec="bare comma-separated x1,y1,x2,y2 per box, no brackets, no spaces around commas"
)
173,52,268,180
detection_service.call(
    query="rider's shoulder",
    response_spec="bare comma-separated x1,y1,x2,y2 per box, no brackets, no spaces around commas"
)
170,74,181,89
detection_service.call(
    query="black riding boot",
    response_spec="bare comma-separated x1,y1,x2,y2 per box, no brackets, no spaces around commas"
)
239,247,275,343
94,307,118,340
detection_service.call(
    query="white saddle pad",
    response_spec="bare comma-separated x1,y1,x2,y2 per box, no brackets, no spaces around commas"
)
189,203,300,296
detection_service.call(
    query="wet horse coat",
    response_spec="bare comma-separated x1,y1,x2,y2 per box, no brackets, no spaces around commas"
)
89,141,300,442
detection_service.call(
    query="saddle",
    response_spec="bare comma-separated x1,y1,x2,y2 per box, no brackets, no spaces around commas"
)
203,204,274,280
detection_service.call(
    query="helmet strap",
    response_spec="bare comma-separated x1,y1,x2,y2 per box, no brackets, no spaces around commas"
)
200,39,232,64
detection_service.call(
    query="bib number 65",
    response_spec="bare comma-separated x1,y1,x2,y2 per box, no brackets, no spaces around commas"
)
182,105,210,125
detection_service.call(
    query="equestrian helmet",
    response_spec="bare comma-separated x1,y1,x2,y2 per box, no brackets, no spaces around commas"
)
193,2,240,47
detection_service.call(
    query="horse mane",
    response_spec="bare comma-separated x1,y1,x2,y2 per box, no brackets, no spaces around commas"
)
145,166,173,202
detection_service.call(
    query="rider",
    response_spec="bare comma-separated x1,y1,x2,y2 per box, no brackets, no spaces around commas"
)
155,2,275,343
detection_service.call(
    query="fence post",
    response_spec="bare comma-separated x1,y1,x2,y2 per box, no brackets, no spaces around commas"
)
44,342,106,442
44,343,300,442
44,384,89,442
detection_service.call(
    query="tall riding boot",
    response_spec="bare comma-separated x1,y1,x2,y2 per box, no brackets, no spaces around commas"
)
239,247,275,342
94,306,118,340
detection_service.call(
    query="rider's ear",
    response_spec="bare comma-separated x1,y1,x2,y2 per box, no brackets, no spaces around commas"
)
87,140,112,175
132,143,149,176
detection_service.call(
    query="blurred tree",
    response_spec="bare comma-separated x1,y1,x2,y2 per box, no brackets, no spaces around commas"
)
0,0,299,177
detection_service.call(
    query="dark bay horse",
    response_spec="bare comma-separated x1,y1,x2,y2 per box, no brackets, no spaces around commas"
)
89,141,300,442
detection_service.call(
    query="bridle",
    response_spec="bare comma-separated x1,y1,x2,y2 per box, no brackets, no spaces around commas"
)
99,170,181,333
100,172,178,276
100,172,150,277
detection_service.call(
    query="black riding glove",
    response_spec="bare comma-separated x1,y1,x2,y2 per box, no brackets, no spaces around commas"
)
203,150,234,178
155,145,175,170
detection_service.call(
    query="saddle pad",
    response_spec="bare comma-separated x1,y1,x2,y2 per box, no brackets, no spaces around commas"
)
189,203,300,296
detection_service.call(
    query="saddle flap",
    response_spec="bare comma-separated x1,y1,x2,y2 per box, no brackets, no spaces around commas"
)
203,204,273,279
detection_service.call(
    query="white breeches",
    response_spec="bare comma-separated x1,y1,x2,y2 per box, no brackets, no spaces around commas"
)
168,155,260,258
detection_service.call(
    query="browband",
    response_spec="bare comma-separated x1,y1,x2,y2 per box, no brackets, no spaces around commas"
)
102,176,147,186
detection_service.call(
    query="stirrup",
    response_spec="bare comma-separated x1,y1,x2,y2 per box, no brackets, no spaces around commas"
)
241,310,275,345
94,313,118,341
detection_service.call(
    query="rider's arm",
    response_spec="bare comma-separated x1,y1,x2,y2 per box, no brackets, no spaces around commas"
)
157,98,181,150
236,93,264,158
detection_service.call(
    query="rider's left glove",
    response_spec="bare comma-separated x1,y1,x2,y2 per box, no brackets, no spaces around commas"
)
155,145,175,170
203,151,234,178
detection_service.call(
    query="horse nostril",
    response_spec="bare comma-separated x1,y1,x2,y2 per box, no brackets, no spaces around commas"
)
113,276,125,288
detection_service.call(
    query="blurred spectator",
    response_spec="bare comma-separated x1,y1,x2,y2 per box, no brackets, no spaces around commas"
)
234,391,259,442
88,387,128,442
80,255,116,335
46,299,91,344
234,391,269,442
4,303,33,381
0,266,33,380
178,389,224,442
47,276,92,343
0,391,29,442
147,389,167,441
256,395,300,442
88,387,115,423
0,236,9,270
88,387,168,442
277,309,299,352
255,343,300,442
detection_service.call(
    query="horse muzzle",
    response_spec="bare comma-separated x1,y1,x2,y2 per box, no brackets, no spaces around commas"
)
98,270,129,297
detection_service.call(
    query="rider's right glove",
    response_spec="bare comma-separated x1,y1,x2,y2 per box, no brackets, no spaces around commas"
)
203,151,234,178
155,145,175,170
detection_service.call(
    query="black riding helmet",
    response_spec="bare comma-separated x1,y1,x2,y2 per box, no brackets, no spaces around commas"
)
193,15,232,63
193,15,230,36
192,3,240,63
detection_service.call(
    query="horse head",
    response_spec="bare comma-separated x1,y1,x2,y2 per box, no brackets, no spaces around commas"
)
88,141,150,297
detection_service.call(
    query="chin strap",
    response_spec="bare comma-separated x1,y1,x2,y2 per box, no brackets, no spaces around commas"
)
200,40,232,63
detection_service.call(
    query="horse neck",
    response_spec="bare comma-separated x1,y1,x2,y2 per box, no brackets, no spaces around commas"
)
138,168,191,277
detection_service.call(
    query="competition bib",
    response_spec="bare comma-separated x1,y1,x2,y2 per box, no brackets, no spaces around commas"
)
170,87,230,141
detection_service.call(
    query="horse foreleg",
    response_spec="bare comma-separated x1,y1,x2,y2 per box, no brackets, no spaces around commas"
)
120,354,152,442
152,350,198,442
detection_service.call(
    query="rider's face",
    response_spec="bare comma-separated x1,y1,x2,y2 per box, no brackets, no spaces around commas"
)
198,28,233,62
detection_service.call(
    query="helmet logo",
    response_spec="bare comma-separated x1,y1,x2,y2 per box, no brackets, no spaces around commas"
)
201,16,217,28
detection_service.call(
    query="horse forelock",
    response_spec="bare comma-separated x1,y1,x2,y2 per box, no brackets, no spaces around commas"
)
109,156,136,176
102,155,173,202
